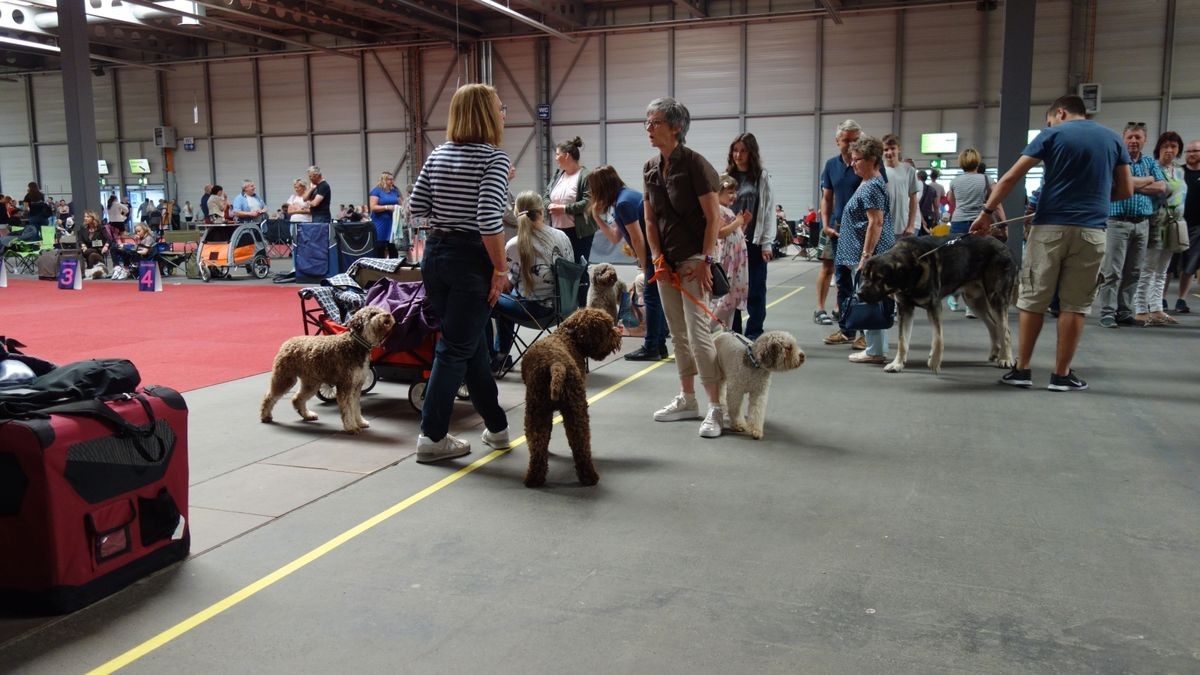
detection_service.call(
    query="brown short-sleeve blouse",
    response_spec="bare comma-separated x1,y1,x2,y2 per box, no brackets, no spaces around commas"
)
643,144,719,266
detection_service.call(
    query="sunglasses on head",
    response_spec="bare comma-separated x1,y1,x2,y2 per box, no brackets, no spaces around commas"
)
1125,121,1147,130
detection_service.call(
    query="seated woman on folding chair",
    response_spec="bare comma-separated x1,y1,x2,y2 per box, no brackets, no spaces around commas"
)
111,223,157,277
486,191,573,376
76,210,113,277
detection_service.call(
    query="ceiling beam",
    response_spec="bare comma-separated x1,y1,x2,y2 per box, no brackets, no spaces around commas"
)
672,0,706,18
508,0,583,28
818,0,843,24
187,0,384,43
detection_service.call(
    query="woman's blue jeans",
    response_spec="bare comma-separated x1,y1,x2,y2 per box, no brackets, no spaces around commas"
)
745,242,768,339
419,236,507,440
642,260,667,349
488,294,554,360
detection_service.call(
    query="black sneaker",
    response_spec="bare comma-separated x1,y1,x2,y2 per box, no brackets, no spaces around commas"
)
1176,298,1191,314
625,346,664,362
1047,370,1088,392
999,367,1033,388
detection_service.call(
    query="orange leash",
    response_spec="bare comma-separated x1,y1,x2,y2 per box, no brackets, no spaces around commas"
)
648,265,728,330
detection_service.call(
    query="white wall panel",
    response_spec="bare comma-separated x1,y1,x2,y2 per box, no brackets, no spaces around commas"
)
904,7,980,108
314,134,366,208
549,37,600,123
1092,0,1167,100
1091,101,1162,142
420,48,461,133
683,118,739,173
259,57,307,134
494,42,537,128
499,127,540,198
210,61,255,136
1172,1,1200,96
819,112,892,149
941,108,986,165
1030,0,1070,103
674,27,740,117
0,146,33,197
747,22,817,115
0,80,29,145
365,50,408,131
311,55,361,133
117,69,160,140
122,142,164,183
745,116,816,216
605,33,667,120
31,75,66,143
163,64,208,137
263,136,309,214
36,145,70,197
823,13,894,111
98,142,119,185
606,122,653,188
92,73,117,140
213,138,259,191
899,109,941,165
366,132,408,183
173,139,211,210
548,124,600,174
1167,99,1200,150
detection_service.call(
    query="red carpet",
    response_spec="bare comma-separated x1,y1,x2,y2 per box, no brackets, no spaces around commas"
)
2,278,303,392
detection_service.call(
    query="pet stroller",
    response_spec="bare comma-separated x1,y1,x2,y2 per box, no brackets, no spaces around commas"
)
196,223,270,281
299,277,463,413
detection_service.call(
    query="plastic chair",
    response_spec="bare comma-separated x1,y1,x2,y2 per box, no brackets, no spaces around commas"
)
496,257,587,377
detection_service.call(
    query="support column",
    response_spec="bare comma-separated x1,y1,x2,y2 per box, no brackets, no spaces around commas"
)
997,0,1036,265
58,0,101,214
536,38,552,189
812,18,824,201
1159,0,1176,134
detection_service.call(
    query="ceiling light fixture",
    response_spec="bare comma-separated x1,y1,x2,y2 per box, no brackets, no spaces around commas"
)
0,34,59,51
470,0,575,42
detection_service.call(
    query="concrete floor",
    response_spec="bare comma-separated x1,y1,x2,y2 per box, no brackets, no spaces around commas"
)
2,256,1199,674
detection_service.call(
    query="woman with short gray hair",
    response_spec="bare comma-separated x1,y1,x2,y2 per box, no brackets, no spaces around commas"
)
642,97,726,438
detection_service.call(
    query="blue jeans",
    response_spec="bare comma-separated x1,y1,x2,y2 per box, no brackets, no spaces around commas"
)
745,243,768,339
642,260,667,349
563,227,594,306
419,236,507,440
950,220,971,236
487,294,554,360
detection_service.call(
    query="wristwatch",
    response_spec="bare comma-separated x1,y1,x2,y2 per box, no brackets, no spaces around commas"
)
702,255,715,264
982,206,997,216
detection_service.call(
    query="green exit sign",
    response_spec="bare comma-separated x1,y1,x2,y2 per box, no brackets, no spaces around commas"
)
929,159,945,170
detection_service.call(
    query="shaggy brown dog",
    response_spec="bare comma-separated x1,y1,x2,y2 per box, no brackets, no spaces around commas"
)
521,307,623,487
714,331,805,440
260,306,395,433
586,262,626,324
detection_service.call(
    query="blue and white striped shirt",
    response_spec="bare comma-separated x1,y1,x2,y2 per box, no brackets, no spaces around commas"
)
1109,154,1165,219
409,142,511,236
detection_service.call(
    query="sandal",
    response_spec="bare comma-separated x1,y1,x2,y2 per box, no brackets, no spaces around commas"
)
1150,312,1177,325
812,309,833,326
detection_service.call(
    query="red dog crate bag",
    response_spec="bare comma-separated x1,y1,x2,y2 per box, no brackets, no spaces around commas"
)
0,386,190,614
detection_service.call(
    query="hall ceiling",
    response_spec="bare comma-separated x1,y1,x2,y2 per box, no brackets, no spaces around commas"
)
0,0,976,74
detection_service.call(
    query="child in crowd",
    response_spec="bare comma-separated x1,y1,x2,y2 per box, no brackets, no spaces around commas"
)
710,174,751,331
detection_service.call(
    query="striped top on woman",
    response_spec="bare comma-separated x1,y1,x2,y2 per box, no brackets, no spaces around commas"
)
408,142,511,235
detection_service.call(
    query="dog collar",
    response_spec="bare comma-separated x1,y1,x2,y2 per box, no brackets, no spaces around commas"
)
731,332,761,369
349,331,375,350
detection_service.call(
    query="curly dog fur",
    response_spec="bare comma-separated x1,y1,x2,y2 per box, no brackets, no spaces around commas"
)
260,305,395,433
521,307,623,487
715,331,805,439
586,262,626,324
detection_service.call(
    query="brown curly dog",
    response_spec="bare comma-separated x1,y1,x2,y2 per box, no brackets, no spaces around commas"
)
586,262,626,324
260,305,395,434
521,307,623,487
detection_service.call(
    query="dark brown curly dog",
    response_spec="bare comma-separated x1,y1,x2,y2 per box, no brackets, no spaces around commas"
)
521,307,622,487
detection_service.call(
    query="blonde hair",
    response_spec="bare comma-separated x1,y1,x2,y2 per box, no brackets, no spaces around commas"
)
514,191,550,293
958,147,981,172
446,84,503,146
293,178,307,191
377,171,394,189
133,223,151,239
83,210,100,228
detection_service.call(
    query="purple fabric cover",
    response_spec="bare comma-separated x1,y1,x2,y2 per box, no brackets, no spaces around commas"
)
364,278,441,352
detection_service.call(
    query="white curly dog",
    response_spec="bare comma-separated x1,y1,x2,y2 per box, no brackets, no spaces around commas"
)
714,331,805,439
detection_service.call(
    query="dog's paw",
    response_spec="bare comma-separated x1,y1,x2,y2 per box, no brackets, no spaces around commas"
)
576,467,600,486
927,356,942,374
995,356,1015,369
343,426,362,434
357,419,371,429
301,412,319,421
729,418,746,432
524,476,546,488
883,359,905,373
260,414,273,423
750,427,763,440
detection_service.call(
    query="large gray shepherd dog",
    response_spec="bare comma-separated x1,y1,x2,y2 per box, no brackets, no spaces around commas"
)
858,234,1017,374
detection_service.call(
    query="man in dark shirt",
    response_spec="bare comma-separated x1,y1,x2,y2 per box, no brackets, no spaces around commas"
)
200,184,212,221
306,166,331,222
1175,140,1200,312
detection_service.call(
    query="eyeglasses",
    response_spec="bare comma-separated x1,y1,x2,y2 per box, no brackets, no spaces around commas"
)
499,104,508,115
645,119,668,131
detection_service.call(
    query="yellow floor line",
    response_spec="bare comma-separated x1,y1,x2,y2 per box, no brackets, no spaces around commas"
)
89,287,805,674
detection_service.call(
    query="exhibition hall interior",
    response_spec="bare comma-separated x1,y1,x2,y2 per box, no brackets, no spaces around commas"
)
1,0,1198,671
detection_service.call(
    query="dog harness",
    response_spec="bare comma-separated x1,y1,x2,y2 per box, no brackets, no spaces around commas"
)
730,332,761,369
348,330,375,351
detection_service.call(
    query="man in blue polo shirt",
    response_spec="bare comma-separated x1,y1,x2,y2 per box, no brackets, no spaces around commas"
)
971,95,1134,391
1097,122,1166,328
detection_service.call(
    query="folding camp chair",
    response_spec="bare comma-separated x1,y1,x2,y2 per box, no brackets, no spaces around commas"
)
2,225,52,275
495,257,587,377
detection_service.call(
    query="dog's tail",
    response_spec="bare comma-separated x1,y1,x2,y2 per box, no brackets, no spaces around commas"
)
548,362,568,401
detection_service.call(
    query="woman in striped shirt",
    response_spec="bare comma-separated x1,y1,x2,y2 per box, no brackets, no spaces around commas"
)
409,83,513,464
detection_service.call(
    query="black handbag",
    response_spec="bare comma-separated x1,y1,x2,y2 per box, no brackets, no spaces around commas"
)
709,261,730,297
841,273,894,332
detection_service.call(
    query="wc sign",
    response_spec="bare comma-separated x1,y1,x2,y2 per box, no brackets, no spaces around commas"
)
536,104,551,121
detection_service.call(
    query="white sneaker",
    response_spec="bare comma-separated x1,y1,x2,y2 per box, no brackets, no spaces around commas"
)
653,393,700,422
416,434,471,463
481,427,510,450
964,307,977,319
699,405,725,438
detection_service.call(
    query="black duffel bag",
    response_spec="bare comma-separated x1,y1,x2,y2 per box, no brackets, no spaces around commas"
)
0,358,141,418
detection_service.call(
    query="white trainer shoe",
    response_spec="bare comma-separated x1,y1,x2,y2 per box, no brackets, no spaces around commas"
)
416,434,471,463
653,393,701,422
699,405,725,438
481,427,511,449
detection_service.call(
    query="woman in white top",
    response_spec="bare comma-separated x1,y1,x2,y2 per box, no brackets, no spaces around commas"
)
182,201,194,225
486,191,573,375
106,194,129,233
286,179,312,223
542,137,596,268
206,185,228,223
